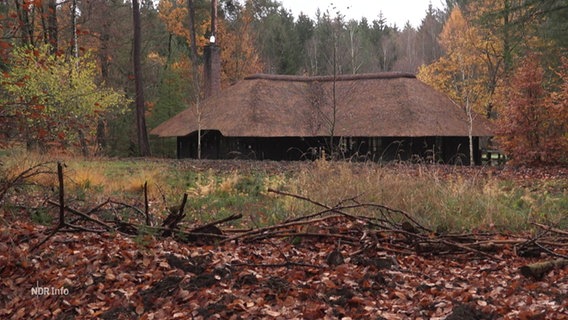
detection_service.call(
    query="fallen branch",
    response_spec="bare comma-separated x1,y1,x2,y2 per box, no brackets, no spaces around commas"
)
0,161,53,203
220,215,346,244
533,241,568,259
31,163,66,251
232,261,322,269
173,231,227,244
108,199,146,217
532,222,568,237
252,232,360,243
46,200,112,230
68,199,113,225
263,189,507,260
31,163,115,251
438,239,503,261
188,213,242,233
268,188,430,232
519,258,568,280
170,214,243,244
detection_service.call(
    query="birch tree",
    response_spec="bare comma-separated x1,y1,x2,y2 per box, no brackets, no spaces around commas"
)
418,6,488,165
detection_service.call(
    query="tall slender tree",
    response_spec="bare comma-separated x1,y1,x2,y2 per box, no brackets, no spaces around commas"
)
70,0,78,57
188,0,198,61
47,0,58,53
417,4,444,66
132,0,151,156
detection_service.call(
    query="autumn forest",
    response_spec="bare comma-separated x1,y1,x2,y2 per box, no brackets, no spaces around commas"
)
1,1,568,319
0,0,566,164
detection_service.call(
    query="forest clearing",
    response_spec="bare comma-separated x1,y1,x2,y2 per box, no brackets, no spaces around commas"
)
1,0,567,318
1,153,567,319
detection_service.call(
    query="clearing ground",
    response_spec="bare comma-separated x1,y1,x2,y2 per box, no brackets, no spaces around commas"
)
1,158,567,319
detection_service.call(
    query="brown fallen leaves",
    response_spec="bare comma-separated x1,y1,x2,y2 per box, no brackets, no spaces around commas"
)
1,220,567,320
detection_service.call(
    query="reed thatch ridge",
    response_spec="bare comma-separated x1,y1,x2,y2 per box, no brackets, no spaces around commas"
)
244,72,416,82
151,73,494,139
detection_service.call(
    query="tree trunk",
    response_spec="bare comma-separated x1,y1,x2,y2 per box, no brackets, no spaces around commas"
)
467,98,474,166
47,0,58,54
14,0,34,46
78,129,89,157
96,4,110,153
197,115,202,160
70,0,78,57
132,0,151,156
28,1,57,52
210,0,218,37
329,30,338,158
188,0,198,61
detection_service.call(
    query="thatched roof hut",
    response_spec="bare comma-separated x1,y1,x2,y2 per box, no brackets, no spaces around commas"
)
151,72,492,138
151,73,493,163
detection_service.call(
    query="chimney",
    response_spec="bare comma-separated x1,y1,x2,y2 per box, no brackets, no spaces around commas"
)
203,42,221,98
203,0,220,98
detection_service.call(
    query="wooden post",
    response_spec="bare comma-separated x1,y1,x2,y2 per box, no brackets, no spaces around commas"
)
57,162,65,227
144,181,150,226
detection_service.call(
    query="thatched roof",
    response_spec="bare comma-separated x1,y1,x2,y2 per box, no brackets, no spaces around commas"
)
150,73,494,138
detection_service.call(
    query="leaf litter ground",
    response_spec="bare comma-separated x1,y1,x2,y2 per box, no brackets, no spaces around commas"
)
1,161,567,319
1,219,567,319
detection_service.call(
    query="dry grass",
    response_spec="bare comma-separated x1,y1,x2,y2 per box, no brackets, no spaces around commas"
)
286,159,567,231
0,150,58,188
1,150,565,231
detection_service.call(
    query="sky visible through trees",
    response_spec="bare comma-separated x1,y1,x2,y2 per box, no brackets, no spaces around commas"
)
281,0,446,28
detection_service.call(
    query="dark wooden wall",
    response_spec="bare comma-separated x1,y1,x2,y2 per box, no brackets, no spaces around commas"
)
177,132,482,165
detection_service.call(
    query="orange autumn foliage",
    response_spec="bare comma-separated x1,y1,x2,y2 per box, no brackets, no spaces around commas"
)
157,0,208,50
496,54,568,165
218,7,264,86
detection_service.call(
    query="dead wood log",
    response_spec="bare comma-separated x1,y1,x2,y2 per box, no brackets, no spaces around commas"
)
412,234,503,260
519,258,568,280
161,193,188,237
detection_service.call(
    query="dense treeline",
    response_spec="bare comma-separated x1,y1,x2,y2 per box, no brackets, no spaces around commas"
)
0,0,566,164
